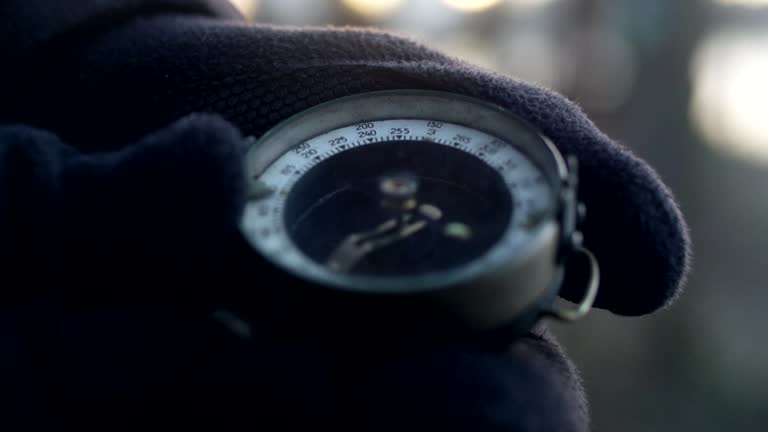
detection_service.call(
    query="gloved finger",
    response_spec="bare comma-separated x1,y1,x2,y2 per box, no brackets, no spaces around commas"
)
329,327,588,432
0,303,589,432
201,315,589,432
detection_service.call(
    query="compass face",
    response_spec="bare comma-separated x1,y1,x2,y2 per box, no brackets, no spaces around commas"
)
241,114,556,293
283,137,512,277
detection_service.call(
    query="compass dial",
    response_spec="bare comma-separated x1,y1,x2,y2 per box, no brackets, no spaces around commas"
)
242,118,554,293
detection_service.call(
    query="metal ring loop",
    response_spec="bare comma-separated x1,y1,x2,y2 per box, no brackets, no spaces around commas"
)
545,246,600,322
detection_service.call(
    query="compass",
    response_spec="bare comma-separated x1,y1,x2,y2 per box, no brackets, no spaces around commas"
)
237,90,599,341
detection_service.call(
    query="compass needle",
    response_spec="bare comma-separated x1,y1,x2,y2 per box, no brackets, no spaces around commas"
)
325,218,428,272
418,203,443,221
398,219,428,237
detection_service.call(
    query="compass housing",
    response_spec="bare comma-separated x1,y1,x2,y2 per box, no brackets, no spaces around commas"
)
239,90,581,339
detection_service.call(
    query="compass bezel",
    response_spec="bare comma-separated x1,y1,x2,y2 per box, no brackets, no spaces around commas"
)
238,90,576,332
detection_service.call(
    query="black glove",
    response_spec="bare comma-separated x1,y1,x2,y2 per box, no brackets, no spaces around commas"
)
0,0,690,430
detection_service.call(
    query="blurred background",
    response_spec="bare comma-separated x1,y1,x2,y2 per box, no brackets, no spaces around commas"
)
228,0,768,430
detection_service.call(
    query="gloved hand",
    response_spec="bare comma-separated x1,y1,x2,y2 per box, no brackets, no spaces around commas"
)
0,113,588,432
0,0,690,431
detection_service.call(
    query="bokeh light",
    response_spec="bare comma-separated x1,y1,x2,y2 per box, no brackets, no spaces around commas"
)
714,0,768,7
505,0,558,10
258,0,335,25
569,30,637,113
690,30,768,164
229,0,260,18
497,30,563,89
340,0,403,19
443,0,503,13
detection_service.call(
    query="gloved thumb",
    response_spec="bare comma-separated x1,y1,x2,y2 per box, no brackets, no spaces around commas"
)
1,114,248,297
58,113,247,257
